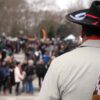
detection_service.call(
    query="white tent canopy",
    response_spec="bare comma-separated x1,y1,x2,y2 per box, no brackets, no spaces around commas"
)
64,34,76,41
7,36,18,42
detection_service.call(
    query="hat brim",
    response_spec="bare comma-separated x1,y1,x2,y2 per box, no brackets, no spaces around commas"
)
66,9,100,28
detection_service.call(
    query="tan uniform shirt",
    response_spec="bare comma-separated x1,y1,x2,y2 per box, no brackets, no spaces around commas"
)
38,40,100,100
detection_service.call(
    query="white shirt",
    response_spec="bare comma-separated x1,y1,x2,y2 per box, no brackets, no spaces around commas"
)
38,40,100,100
14,66,23,83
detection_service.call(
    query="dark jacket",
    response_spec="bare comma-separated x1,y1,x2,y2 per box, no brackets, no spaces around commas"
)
36,63,47,78
25,65,35,81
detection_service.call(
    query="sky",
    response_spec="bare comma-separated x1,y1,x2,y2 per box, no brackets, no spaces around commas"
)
56,0,77,9
25,0,94,11
25,0,77,10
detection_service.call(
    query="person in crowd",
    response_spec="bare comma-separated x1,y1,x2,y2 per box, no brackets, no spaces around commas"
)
2,61,10,95
42,51,51,65
1,49,6,62
0,61,3,94
25,59,35,94
21,60,27,93
38,1,100,100
14,62,24,95
7,57,15,94
34,47,41,61
36,59,47,89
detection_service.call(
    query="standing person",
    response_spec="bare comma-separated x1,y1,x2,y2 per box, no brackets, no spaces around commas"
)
42,51,51,65
38,1,100,100
2,61,10,95
21,60,27,93
36,60,47,89
25,60,35,94
14,62,23,95
8,62,15,94
0,61,3,94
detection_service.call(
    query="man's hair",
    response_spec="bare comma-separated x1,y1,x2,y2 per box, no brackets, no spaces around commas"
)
82,25,100,36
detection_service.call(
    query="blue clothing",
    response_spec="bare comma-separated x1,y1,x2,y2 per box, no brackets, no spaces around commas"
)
2,66,10,77
26,80,34,93
42,55,50,64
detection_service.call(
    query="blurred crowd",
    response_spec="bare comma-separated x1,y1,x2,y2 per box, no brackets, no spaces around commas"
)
0,35,79,95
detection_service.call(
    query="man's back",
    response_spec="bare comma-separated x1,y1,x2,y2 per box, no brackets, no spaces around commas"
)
38,40,100,100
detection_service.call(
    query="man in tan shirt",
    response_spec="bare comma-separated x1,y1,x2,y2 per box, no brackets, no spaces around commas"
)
38,1,100,100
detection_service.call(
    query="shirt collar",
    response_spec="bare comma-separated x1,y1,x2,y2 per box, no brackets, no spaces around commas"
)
80,40,100,48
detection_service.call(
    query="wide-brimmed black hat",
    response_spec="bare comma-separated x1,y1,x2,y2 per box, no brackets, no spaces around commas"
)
66,1,100,27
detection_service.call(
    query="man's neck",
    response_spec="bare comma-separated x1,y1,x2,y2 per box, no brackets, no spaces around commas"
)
82,35,100,44
87,35,100,40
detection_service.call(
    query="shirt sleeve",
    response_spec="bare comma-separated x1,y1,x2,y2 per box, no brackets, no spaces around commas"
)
37,59,60,100
16,67,23,80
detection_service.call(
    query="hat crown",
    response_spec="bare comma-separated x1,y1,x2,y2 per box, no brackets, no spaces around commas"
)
88,1,100,17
